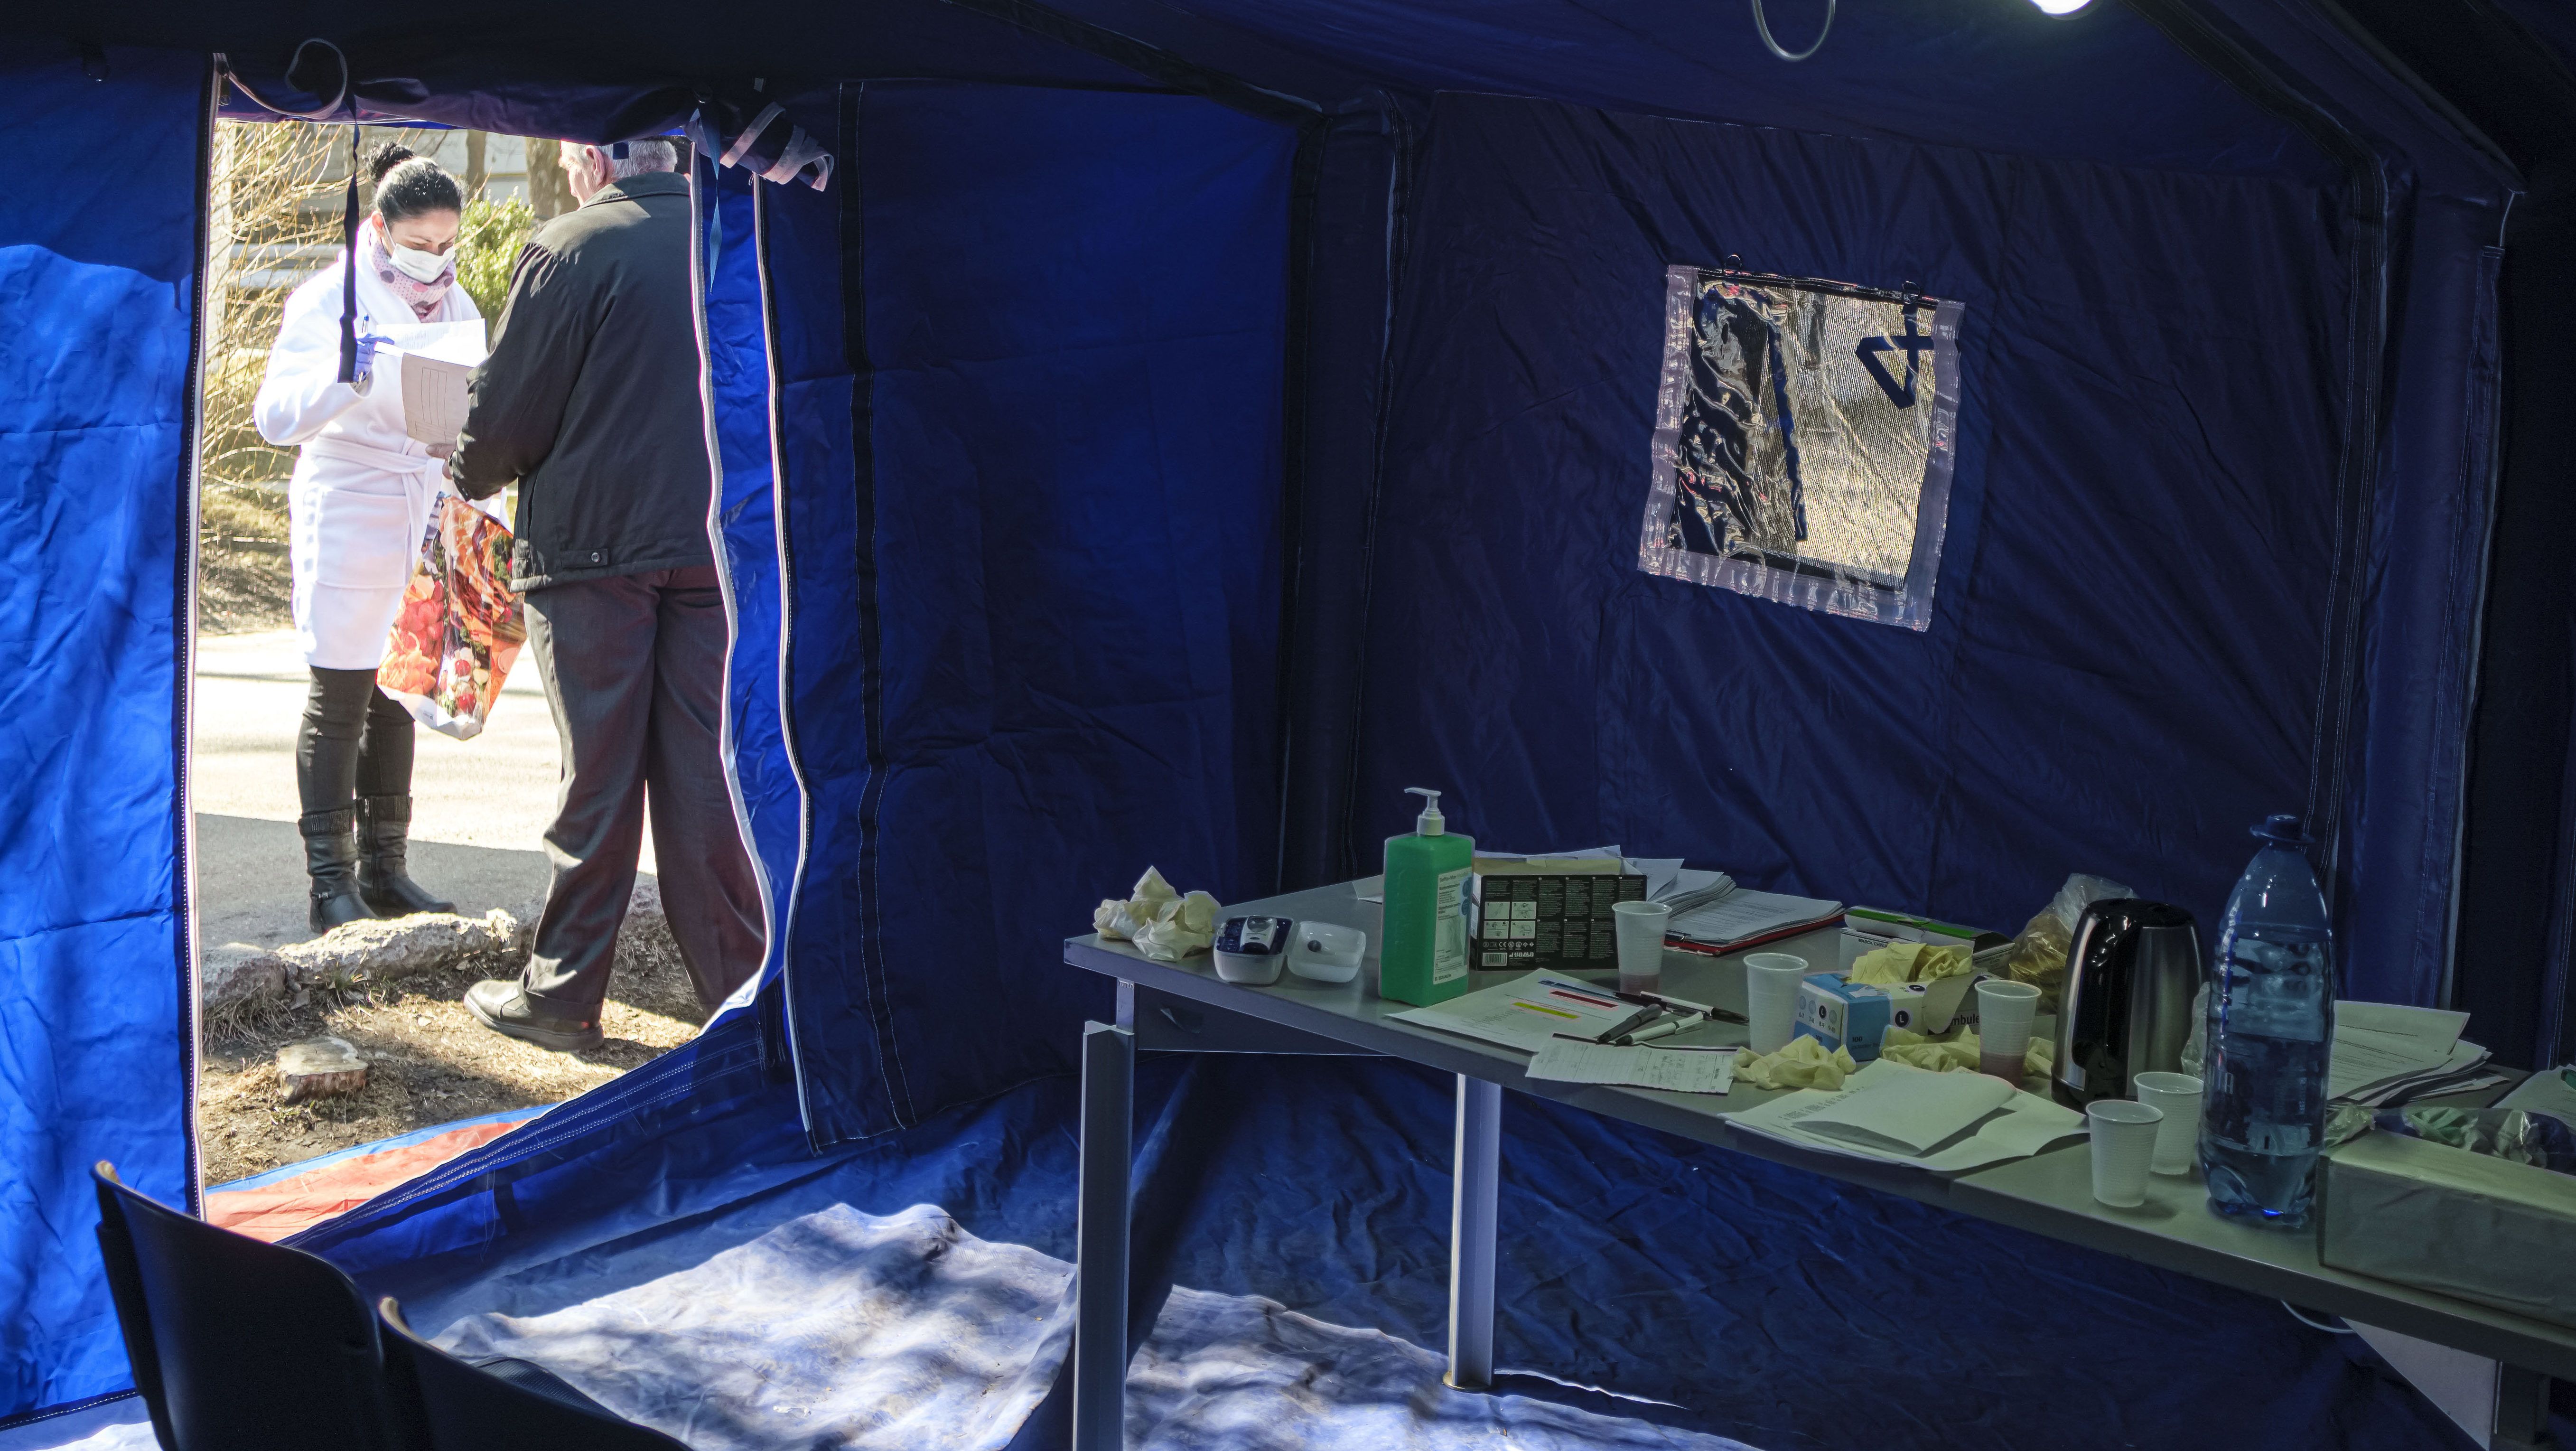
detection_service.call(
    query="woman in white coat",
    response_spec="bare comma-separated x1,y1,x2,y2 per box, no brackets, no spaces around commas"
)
255,143,475,932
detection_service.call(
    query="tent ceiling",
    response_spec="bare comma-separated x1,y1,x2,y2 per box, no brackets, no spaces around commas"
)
31,0,2324,180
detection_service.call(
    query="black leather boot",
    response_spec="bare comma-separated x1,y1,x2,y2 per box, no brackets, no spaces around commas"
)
302,808,373,935
466,979,605,1052
356,794,456,917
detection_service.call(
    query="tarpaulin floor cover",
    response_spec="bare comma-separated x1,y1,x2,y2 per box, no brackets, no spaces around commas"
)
22,1053,2501,1451
202,1108,546,1243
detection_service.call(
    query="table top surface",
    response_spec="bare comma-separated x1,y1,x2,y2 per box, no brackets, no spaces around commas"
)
1066,879,2576,1378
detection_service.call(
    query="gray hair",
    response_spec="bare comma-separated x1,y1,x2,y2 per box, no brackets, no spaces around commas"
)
605,138,681,178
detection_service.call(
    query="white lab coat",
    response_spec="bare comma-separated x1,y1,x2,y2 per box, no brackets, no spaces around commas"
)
254,255,482,669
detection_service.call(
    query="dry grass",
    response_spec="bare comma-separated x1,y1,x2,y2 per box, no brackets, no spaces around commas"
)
199,483,292,635
198,935,707,1188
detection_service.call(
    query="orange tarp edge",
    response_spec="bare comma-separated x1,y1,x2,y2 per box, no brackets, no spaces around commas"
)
205,1119,527,1242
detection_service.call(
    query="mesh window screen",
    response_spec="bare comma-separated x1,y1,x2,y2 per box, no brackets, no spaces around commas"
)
1640,264,1964,630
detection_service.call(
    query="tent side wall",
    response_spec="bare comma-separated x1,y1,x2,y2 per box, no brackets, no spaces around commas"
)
0,42,205,1426
698,159,798,974
2341,0,2576,1067
1336,54,2508,1004
762,82,1298,1143
1348,91,2361,950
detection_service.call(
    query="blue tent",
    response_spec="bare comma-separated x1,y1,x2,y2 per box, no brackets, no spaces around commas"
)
2,0,2567,1442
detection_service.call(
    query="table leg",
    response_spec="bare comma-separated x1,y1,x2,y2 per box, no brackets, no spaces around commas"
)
1447,1074,1502,1391
1073,1020,1135,1451
2493,1366,2555,1451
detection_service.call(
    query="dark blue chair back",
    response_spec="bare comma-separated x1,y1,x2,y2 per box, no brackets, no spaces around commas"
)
91,1161,411,1451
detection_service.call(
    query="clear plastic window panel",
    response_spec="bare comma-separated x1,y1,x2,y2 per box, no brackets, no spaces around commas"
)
1639,265,1964,631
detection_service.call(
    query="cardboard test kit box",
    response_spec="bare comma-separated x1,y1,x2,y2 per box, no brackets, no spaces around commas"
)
1471,860,1646,972
2318,1130,2576,1331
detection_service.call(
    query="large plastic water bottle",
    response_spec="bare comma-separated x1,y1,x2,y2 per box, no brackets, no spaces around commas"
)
2199,814,2336,1229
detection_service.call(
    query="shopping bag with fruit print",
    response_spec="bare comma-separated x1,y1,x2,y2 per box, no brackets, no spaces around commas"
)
378,493,524,740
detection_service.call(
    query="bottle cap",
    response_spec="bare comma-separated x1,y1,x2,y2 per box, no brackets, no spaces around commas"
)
1404,787,1445,836
2251,814,2313,846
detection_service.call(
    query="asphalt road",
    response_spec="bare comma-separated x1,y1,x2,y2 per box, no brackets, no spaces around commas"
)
193,629,658,956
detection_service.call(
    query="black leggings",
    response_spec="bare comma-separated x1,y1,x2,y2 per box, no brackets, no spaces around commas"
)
297,667,415,816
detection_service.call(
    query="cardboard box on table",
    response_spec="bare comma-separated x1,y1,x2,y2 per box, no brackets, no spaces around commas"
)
2317,1132,2576,1331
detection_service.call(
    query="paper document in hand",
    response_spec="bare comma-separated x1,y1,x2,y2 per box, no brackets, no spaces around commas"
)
378,317,488,366
1390,973,1640,1054
401,355,477,446
383,318,489,447
1526,1040,1735,1095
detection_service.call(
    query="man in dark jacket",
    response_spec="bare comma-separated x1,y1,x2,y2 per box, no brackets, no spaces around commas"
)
448,137,762,1050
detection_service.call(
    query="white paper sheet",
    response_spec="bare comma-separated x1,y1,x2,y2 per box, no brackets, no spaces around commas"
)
2498,1065,2576,1124
1794,1067,2015,1154
382,318,488,446
2335,1001,2470,1049
2329,1037,2468,1098
378,316,488,365
1526,1040,1736,1094
2329,1016,2489,1103
1390,973,1642,1054
1726,1071,2084,1174
400,354,477,445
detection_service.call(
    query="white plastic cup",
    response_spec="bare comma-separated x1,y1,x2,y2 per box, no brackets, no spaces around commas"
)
2132,1071,2204,1176
1612,900,1672,995
2087,1099,2165,1208
1744,953,1809,1055
1974,979,2042,1081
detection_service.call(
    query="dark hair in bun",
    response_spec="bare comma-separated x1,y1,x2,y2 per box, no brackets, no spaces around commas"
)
366,142,464,222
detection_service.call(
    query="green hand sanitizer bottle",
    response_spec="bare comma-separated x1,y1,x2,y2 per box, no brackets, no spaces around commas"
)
1380,787,1474,1006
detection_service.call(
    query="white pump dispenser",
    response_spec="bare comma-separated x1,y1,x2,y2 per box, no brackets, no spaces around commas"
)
1405,786,1446,836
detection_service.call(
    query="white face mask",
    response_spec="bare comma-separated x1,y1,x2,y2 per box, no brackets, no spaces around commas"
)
386,241,451,284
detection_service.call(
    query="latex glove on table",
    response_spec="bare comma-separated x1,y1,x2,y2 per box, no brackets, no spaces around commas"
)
1093,866,1222,962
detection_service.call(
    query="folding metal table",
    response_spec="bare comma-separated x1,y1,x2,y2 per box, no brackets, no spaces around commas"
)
1064,880,2572,1451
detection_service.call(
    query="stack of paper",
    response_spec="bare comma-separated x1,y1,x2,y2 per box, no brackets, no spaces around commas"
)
2329,1002,2504,1106
1665,885,1844,950
1725,1060,2087,1174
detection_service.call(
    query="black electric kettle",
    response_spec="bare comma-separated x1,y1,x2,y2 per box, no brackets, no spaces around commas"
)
2050,899,2200,1110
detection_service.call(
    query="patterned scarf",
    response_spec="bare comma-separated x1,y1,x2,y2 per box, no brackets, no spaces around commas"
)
362,218,454,322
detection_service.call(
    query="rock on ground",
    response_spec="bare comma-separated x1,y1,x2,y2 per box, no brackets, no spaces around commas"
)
203,881,683,1021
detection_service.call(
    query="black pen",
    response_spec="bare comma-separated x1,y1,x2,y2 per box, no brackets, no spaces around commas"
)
1613,988,1747,1026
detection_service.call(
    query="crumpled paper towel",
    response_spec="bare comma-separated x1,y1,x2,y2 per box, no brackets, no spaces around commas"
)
1877,1025,2053,1083
1733,1036,1859,1091
1848,940,1972,986
1092,867,1221,962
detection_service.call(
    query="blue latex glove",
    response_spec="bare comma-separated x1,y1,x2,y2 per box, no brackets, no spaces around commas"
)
351,332,389,393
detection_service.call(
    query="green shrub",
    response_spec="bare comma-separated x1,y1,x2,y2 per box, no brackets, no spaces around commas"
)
454,194,537,321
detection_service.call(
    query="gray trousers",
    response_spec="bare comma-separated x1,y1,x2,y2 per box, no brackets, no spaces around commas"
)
519,565,764,1016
